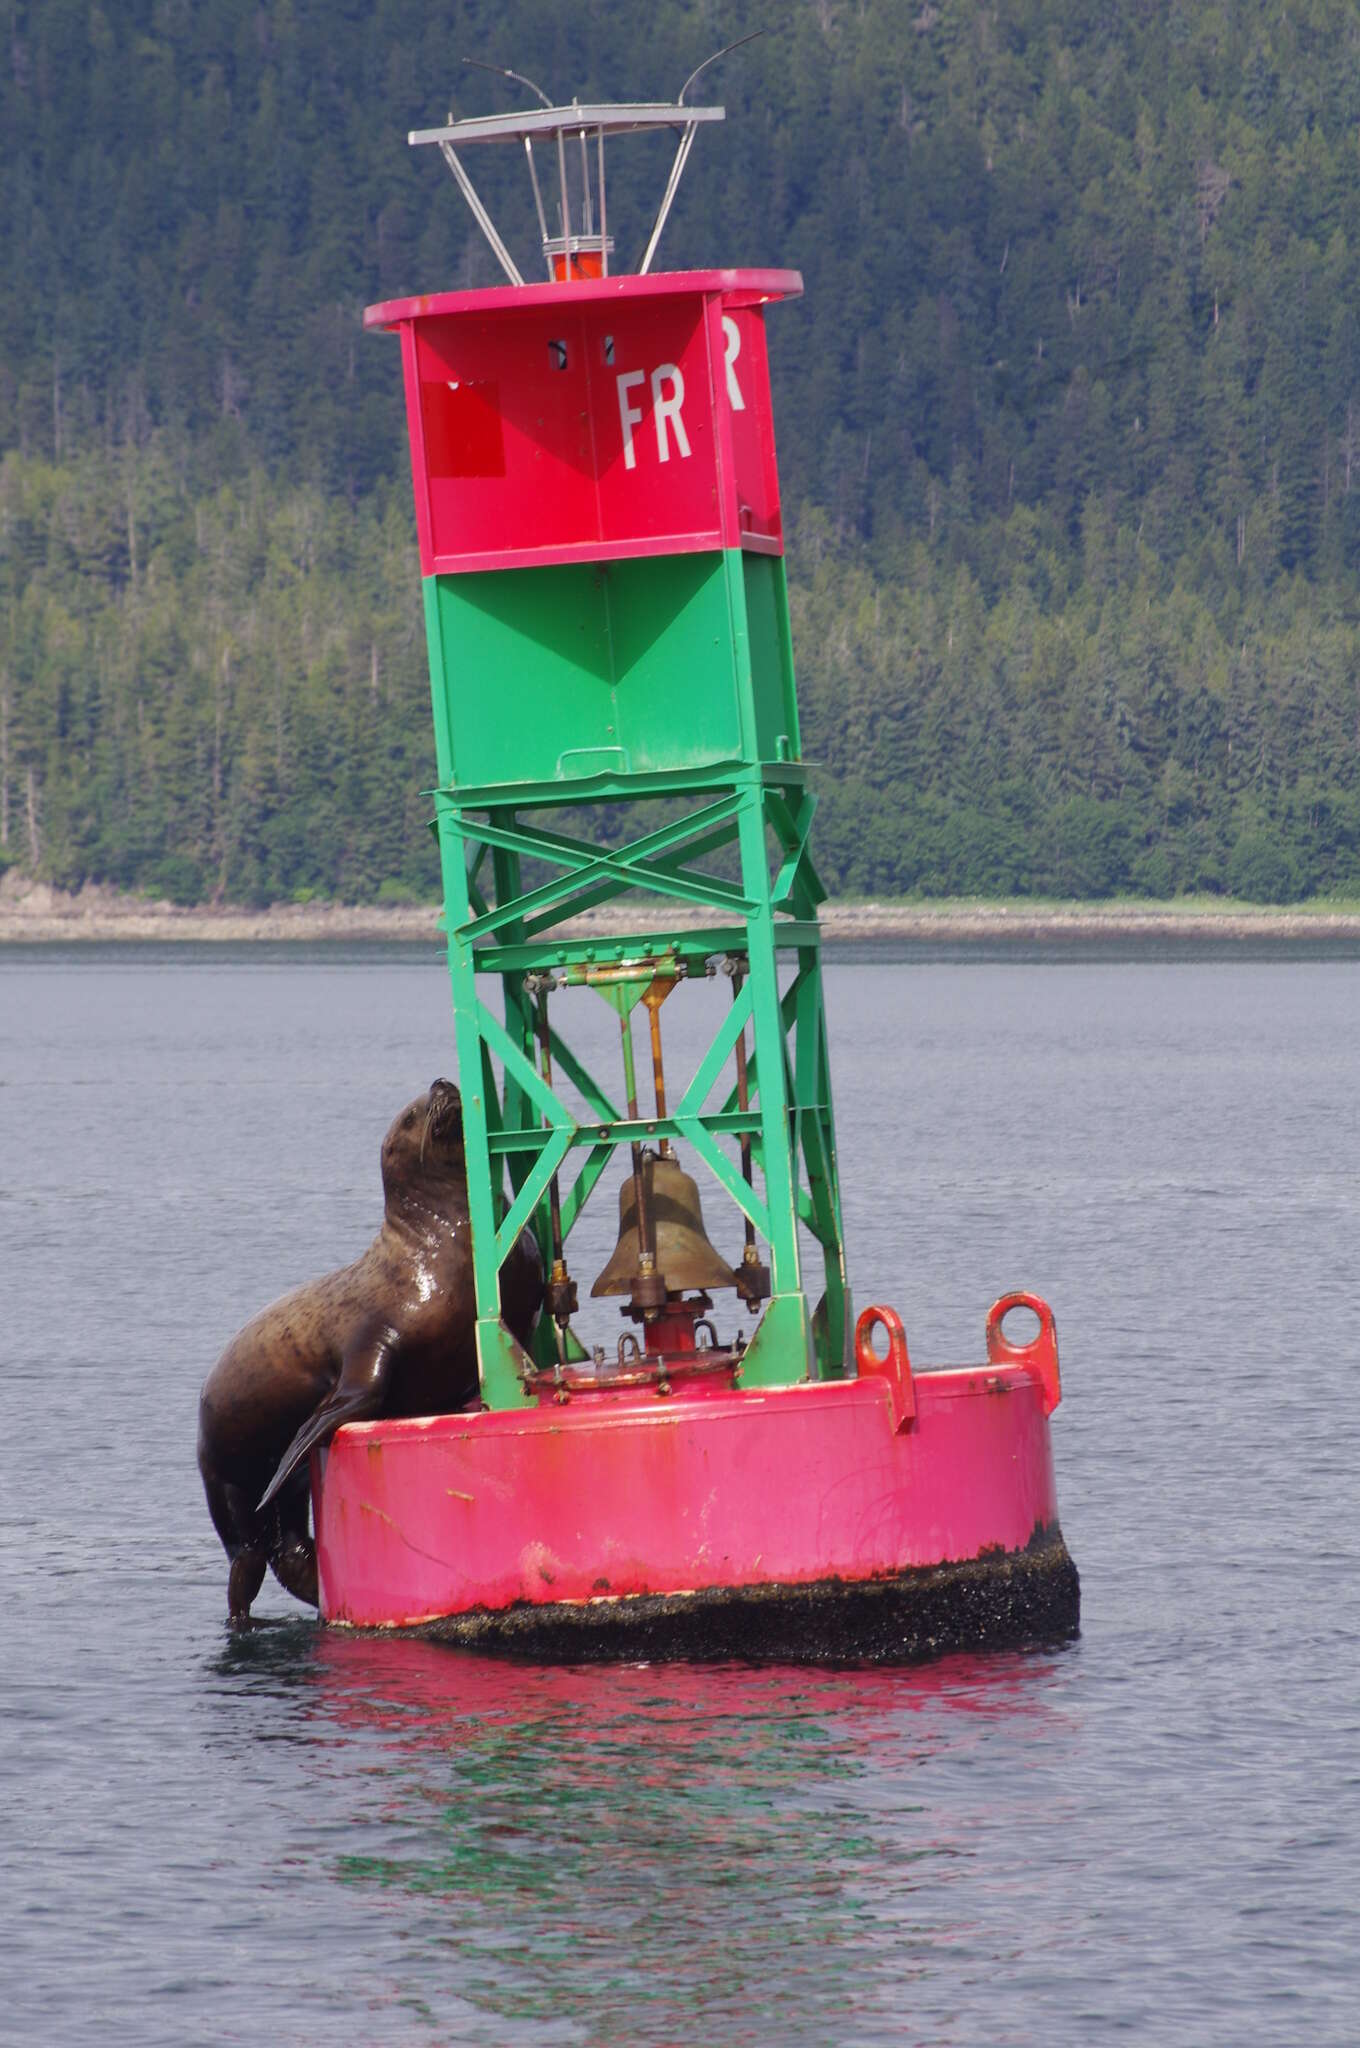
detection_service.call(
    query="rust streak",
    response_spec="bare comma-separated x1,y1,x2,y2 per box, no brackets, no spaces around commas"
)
357,1500,463,1573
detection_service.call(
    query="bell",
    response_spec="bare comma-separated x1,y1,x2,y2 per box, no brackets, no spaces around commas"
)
592,1152,743,1298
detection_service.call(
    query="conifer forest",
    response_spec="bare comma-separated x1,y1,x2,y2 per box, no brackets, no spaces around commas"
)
4,0,1360,906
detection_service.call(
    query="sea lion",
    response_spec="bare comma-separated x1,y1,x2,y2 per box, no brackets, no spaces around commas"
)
197,1078,542,1624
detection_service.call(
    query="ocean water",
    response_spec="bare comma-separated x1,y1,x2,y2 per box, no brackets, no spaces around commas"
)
2,941,1357,2046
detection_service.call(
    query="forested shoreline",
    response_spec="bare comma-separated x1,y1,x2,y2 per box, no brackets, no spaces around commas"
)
4,0,1360,904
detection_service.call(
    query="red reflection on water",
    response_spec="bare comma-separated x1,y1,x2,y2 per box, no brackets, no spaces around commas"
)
302,1629,1072,1757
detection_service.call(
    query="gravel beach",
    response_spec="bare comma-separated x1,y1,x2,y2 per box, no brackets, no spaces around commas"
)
4,874,1360,945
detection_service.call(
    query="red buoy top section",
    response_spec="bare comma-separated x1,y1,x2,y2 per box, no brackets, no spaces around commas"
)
365,268,802,576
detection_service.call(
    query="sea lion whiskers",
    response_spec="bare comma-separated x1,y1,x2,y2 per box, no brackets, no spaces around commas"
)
422,1078,462,1162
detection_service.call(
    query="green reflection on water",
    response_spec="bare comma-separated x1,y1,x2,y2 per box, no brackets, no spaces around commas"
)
270,1634,1063,2046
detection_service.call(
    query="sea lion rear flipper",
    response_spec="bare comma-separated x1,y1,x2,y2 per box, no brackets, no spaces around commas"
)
201,1454,270,1623
257,1327,399,1512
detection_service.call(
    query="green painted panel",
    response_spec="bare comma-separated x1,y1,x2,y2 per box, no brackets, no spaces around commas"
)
739,1291,814,1388
430,554,749,789
741,554,801,763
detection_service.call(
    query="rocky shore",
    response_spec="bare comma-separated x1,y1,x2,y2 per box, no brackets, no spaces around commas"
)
4,873,1360,945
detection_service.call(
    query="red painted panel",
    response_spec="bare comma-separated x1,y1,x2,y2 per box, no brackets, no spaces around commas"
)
414,312,597,562
590,293,721,547
313,1364,1061,1629
369,270,800,574
706,297,783,550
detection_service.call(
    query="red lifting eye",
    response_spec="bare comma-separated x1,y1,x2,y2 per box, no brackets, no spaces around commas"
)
985,1292,1061,1416
854,1305,915,1431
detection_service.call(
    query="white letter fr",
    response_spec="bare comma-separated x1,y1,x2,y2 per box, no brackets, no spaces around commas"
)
651,363,691,463
616,369,646,471
721,317,746,412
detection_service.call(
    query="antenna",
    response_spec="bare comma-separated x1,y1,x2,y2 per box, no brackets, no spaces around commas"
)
461,57,554,110
677,29,766,106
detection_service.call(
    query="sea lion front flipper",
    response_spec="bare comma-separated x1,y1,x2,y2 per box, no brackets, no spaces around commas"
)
256,1324,401,1512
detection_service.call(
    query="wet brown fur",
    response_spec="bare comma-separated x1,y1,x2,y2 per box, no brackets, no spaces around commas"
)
197,1080,542,1624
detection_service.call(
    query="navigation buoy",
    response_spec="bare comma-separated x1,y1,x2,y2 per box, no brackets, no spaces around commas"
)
311,75,1079,1660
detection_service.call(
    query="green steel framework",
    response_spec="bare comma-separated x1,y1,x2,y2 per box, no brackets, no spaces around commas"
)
423,544,850,1410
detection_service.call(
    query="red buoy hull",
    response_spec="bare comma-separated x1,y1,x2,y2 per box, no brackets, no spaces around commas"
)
312,1359,1073,1652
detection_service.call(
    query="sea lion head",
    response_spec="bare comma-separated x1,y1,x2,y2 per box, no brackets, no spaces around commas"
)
380,1078,466,1199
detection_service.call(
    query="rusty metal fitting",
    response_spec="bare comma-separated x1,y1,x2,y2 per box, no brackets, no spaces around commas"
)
629,1262,668,1314
734,1246,771,1306
546,1261,578,1321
